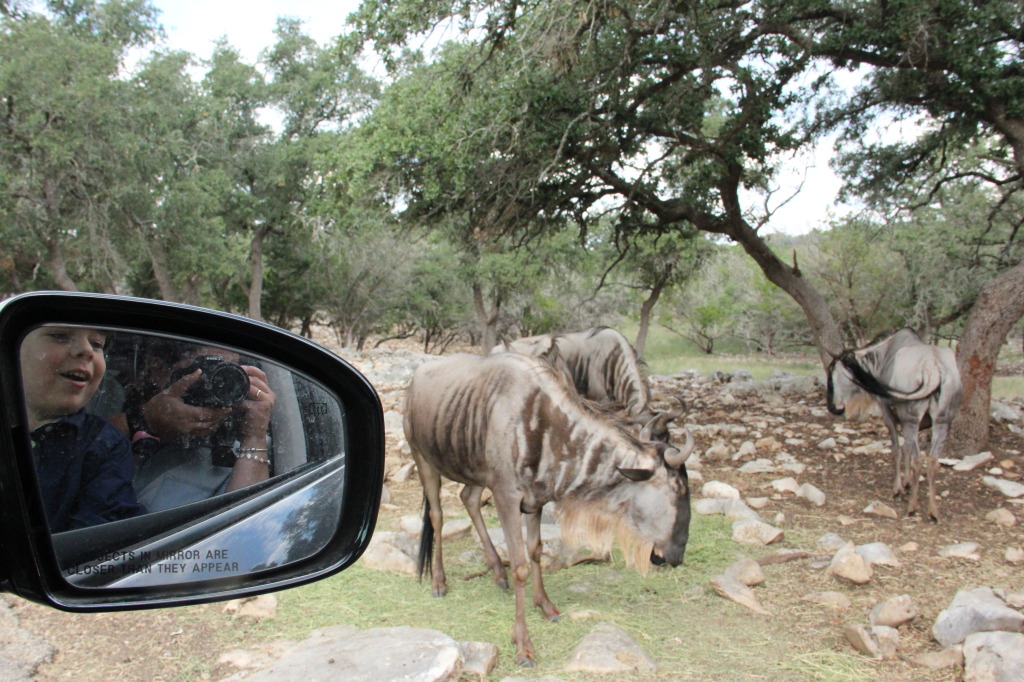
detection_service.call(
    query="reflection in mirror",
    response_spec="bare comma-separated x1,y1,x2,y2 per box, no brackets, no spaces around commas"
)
19,324,348,587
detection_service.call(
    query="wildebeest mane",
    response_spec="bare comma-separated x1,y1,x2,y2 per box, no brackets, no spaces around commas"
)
558,497,654,576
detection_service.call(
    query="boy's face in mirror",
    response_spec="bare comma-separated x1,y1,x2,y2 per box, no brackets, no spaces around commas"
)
20,326,107,427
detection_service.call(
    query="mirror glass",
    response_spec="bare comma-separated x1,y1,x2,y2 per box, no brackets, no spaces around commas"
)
18,324,348,588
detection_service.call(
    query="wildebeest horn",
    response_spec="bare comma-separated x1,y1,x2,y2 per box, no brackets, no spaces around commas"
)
664,394,686,421
663,428,694,469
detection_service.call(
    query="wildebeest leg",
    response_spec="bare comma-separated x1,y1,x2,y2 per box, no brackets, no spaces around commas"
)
901,417,924,518
491,487,537,667
524,510,560,622
460,485,509,589
416,456,448,598
924,419,951,522
879,404,907,497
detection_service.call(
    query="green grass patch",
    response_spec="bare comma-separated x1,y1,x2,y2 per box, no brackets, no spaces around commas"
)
240,514,833,679
633,323,1024,398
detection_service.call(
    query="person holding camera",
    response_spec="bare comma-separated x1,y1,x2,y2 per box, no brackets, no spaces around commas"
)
114,338,276,511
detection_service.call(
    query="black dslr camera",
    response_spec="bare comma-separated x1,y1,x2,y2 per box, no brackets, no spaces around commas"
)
168,355,250,408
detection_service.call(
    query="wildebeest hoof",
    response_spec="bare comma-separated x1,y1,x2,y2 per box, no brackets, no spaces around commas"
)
431,587,448,598
548,614,560,623
516,656,536,668
495,578,509,590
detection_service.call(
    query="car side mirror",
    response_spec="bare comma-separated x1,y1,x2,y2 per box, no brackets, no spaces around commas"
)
0,292,384,611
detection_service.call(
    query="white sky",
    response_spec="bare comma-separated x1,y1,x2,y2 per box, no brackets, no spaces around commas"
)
148,0,847,236
151,0,361,64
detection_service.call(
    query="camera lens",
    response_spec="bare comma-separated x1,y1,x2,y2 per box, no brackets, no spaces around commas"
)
205,363,250,407
172,356,251,408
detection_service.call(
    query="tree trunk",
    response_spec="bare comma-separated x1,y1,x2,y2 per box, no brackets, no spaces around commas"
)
247,225,271,322
721,216,844,365
45,239,77,291
181,273,202,307
635,277,666,357
148,240,180,302
947,260,1024,456
472,282,501,353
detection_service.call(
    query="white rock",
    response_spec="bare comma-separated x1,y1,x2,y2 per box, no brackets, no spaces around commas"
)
390,460,416,483
709,574,770,615
953,452,993,471
694,498,728,515
723,499,762,522
983,476,1024,498
870,594,918,628
224,625,463,681
932,587,1024,647
565,622,658,673
702,481,741,500
723,558,765,587
817,437,837,450
964,631,1024,682
938,542,981,560
817,533,846,553
746,497,770,509
704,444,731,460
909,648,964,671
399,514,422,535
864,501,899,519
779,460,807,475
769,477,800,494
738,458,777,474
990,401,1023,423
857,542,901,567
459,642,498,677
843,624,899,660
733,440,758,459
985,508,1016,527
797,483,826,506
829,542,873,584
1005,547,1024,564
731,519,784,546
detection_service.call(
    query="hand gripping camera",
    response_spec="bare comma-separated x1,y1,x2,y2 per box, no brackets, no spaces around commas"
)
169,355,250,408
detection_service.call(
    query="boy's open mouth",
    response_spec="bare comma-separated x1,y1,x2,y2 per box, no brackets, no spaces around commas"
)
61,370,90,383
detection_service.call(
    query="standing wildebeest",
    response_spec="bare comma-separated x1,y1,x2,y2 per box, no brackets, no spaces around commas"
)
826,328,963,521
404,352,693,666
494,326,653,416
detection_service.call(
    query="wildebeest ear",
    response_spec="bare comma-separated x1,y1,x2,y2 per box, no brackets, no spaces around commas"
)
616,466,655,482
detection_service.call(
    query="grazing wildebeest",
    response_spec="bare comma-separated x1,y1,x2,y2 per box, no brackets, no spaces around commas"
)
826,328,963,521
495,326,653,414
494,326,651,413
404,352,693,666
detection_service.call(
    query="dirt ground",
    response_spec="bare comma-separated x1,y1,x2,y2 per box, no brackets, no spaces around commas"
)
8,348,1024,681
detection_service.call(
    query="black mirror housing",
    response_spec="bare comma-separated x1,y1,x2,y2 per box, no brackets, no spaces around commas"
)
0,292,385,611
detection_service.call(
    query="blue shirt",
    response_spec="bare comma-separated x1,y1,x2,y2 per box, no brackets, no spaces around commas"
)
31,410,147,532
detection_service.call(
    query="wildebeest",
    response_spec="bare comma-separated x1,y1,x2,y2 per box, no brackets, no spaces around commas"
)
494,326,657,413
826,327,963,521
404,352,693,666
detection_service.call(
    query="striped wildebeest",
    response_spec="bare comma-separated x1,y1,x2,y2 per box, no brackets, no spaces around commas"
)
494,325,665,417
826,327,963,521
404,352,693,666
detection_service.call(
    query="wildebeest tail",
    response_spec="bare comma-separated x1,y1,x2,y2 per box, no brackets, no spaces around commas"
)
417,494,433,581
840,351,928,401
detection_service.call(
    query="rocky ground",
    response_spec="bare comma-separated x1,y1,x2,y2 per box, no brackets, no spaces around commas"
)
4,344,1023,680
